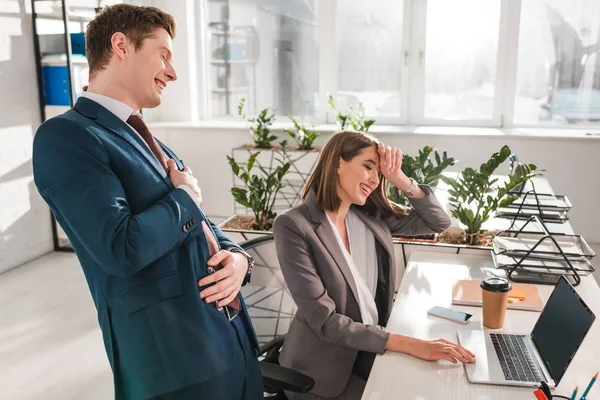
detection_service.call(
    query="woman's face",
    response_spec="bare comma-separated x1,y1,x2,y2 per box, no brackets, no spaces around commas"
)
337,145,380,206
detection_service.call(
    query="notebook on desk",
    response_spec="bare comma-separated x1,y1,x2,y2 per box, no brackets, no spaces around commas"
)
452,280,544,311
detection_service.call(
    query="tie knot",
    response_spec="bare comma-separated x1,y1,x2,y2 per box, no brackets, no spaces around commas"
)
127,113,148,132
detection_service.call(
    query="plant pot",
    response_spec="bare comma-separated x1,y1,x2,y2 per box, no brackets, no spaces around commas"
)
437,227,506,248
393,233,438,244
217,214,273,244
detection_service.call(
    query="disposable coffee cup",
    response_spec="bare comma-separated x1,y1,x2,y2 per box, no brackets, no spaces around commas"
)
481,277,512,329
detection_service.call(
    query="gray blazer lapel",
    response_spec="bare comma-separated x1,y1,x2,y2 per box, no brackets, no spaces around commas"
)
305,191,361,310
73,97,172,188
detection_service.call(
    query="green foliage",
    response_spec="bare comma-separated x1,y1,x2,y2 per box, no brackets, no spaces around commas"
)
238,98,277,149
328,95,375,133
388,146,457,206
227,141,291,231
441,145,539,245
284,115,319,150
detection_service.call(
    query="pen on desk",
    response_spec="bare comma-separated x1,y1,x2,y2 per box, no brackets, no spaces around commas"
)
580,371,598,400
533,389,548,400
570,386,578,400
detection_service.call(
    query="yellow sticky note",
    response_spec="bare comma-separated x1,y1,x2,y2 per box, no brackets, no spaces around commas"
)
508,288,527,300
508,297,521,304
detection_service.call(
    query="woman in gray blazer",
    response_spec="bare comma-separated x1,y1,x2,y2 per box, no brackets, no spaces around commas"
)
273,130,475,400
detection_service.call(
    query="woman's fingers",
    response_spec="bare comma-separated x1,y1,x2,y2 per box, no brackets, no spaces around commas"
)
394,148,402,170
444,346,471,364
439,338,476,359
453,345,476,363
438,352,459,363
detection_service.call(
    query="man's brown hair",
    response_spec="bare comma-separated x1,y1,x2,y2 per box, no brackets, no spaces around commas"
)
85,4,176,78
302,130,407,218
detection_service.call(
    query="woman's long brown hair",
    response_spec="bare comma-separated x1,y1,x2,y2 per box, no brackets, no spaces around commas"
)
302,130,407,218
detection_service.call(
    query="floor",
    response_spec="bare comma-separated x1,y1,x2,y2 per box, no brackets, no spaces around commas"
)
0,252,113,400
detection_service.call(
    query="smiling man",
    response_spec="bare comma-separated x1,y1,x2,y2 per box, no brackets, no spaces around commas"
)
32,4,262,400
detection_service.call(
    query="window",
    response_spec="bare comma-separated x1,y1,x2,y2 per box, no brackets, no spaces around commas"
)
421,0,501,122
514,0,600,125
198,0,600,129
336,0,406,119
205,0,318,117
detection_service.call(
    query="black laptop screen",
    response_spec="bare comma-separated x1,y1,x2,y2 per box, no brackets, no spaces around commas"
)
531,276,595,384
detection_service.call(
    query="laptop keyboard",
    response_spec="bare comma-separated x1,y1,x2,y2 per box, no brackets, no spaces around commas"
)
490,333,543,382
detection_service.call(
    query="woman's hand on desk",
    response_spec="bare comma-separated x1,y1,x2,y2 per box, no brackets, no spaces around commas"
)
385,334,476,364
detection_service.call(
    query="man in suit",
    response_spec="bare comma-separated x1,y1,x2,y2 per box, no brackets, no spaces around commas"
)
32,4,262,399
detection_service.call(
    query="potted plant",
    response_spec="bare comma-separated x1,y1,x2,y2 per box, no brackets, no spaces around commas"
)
284,115,319,151
328,95,375,133
238,98,277,149
388,146,456,208
441,145,539,246
220,141,291,239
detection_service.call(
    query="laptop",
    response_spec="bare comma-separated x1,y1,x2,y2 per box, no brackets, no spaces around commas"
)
457,276,595,388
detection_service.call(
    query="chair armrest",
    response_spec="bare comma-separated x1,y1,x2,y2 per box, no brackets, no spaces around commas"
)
260,361,315,394
259,334,286,357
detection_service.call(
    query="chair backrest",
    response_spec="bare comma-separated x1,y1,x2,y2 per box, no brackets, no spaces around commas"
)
240,235,297,347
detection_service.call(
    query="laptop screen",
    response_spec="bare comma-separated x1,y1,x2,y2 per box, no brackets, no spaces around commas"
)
531,276,595,384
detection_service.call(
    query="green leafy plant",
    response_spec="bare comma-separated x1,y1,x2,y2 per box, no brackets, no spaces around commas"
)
441,145,539,246
388,146,457,207
284,115,319,150
227,140,291,231
238,98,277,149
328,94,375,132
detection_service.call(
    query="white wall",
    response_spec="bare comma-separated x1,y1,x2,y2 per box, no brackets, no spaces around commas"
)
150,125,600,246
0,0,54,273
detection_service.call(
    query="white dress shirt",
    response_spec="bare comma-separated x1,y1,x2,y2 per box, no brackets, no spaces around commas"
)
79,92,200,207
326,210,379,326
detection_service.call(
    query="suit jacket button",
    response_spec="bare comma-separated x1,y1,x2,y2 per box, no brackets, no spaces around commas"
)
182,225,189,233
207,266,215,275
192,217,197,224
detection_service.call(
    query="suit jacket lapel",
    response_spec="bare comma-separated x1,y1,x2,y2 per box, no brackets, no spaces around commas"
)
305,190,361,310
73,97,172,187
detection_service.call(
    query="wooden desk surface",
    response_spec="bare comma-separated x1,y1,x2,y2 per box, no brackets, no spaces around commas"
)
363,251,600,400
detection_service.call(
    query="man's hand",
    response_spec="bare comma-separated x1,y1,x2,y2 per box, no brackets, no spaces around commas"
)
167,159,202,203
197,251,249,307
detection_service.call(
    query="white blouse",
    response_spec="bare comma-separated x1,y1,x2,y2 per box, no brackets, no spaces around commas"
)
326,210,379,326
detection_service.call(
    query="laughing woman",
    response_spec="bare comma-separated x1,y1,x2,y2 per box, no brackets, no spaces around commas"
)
272,130,475,400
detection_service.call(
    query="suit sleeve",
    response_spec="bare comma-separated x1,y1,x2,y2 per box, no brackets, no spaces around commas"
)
33,117,205,278
273,213,390,354
385,184,451,236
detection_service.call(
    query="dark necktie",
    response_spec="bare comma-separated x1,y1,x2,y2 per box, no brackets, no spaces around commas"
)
202,221,241,311
127,114,170,173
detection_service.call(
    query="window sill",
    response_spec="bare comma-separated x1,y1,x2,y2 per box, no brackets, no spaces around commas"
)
147,120,600,140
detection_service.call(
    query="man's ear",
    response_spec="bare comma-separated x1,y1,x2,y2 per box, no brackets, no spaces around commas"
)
111,32,128,59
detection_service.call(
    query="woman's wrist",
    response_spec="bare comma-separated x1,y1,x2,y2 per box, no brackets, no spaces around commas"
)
389,173,412,192
385,333,419,354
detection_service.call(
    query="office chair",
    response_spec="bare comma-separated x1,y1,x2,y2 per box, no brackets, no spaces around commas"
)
239,235,315,399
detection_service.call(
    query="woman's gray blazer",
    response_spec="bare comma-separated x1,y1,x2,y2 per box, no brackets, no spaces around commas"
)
272,185,451,398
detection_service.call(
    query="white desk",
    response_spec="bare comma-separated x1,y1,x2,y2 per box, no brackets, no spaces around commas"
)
363,251,600,400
